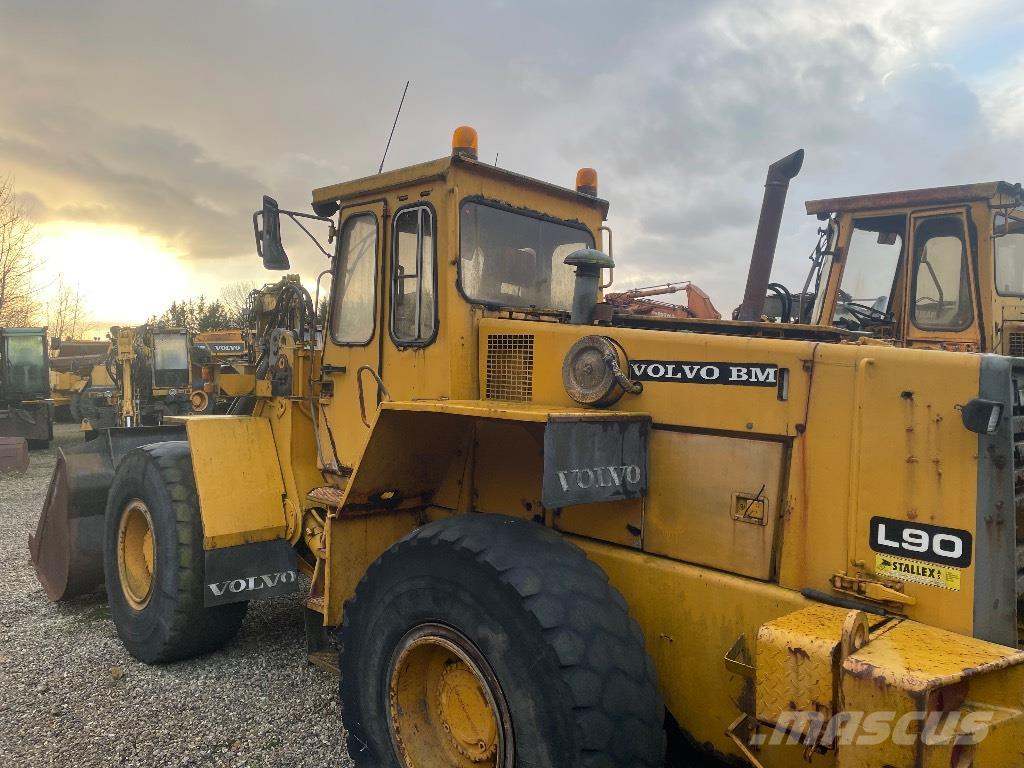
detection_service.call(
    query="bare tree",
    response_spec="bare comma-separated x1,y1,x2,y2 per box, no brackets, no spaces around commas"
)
0,176,40,326
47,275,90,340
220,280,256,327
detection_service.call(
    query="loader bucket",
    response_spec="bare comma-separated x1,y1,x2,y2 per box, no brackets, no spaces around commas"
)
29,425,185,601
0,437,29,473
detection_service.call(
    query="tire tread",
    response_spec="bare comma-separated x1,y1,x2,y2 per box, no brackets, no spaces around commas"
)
340,513,665,767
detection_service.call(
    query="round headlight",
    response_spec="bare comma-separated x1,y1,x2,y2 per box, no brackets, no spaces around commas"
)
562,335,628,408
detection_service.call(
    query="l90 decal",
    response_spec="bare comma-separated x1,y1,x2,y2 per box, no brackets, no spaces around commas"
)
628,360,778,387
869,517,972,568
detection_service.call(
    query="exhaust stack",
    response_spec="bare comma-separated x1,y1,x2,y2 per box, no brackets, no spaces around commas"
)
565,248,615,324
737,149,804,322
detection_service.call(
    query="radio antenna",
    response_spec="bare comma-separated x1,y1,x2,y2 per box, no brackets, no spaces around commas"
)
378,80,410,174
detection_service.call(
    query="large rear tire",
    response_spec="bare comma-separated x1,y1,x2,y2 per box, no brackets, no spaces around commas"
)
339,513,665,768
103,441,247,663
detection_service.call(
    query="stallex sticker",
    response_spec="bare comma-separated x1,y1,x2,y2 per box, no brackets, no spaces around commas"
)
628,360,778,387
875,553,962,591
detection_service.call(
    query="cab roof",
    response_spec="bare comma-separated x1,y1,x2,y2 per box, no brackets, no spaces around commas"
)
805,181,1023,217
311,155,610,219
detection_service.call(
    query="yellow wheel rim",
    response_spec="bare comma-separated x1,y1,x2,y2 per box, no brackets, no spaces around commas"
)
117,499,156,610
388,624,511,768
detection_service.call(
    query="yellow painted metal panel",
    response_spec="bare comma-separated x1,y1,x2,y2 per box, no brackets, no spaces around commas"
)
183,416,287,549
755,604,849,730
840,621,1024,768
217,372,255,396
574,536,812,765
645,430,786,579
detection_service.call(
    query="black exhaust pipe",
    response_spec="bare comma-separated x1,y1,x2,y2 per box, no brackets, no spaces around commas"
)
737,149,804,322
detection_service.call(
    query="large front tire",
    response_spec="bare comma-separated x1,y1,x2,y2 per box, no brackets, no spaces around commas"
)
339,513,665,768
103,441,247,663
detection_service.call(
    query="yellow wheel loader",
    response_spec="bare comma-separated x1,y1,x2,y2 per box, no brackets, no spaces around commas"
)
191,328,253,414
31,128,1024,767
744,174,1024,358
48,338,114,424
85,325,198,430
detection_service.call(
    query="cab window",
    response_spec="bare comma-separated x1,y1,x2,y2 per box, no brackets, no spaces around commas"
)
152,333,189,389
2,333,47,394
834,215,904,328
910,215,973,332
994,211,1024,296
331,214,378,345
459,199,593,312
391,205,436,344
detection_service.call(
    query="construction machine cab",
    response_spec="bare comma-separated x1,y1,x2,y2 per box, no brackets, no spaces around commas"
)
0,327,54,448
150,329,190,390
795,182,1024,353
1,327,49,399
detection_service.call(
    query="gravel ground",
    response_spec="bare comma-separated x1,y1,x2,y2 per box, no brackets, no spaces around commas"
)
0,423,352,768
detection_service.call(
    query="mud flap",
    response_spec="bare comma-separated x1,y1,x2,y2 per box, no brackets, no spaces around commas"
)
541,415,650,507
29,425,185,601
203,539,298,607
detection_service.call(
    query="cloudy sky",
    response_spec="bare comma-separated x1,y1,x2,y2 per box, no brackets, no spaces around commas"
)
1,1,1022,326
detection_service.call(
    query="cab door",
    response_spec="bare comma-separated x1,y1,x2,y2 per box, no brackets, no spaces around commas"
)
319,202,386,471
381,201,445,401
903,209,983,350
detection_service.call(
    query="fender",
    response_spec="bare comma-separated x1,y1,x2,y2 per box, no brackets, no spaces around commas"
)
178,415,288,549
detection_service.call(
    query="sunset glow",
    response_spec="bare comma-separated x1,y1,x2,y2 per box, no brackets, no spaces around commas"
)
32,222,192,329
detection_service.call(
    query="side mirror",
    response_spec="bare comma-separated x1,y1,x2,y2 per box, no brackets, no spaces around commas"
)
254,196,290,270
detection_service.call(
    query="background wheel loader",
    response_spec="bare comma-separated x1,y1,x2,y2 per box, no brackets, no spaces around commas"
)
30,127,1024,767
85,325,198,430
190,328,254,414
48,337,114,424
741,173,1024,359
0,327,53,451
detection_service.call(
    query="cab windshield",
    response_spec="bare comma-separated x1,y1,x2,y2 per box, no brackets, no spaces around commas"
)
994,208,1024,297
827,215,904,331
2,332,47,395
152,332,190,389
459,199,594,312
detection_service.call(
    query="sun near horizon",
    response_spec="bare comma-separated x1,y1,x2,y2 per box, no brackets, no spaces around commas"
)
32,221,233,336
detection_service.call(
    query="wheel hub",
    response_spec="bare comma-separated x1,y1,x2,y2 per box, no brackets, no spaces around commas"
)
436,661,498,762
387,624,510,768
117,499,155,610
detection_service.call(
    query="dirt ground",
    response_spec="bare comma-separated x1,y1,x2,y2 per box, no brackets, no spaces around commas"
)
0,423,351,768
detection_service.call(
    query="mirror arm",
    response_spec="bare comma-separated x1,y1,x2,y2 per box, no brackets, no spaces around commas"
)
284,211,336,259
253,207,337,261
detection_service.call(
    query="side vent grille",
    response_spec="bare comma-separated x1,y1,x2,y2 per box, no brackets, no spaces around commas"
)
1010,332,1024,358
486,334,534,401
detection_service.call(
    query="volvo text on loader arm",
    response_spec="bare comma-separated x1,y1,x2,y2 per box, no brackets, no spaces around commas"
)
30,128,1024,768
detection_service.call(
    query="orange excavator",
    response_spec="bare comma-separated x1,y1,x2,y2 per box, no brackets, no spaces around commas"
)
603,281,721,320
